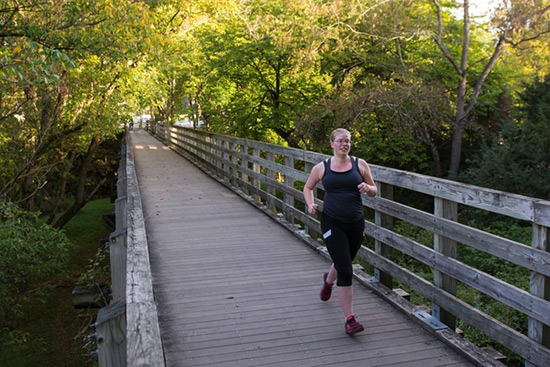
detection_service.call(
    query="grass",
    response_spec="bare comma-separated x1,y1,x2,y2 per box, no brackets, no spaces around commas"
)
0,198,113,367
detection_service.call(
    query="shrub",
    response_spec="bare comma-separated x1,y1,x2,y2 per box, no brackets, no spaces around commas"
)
0,200,70,328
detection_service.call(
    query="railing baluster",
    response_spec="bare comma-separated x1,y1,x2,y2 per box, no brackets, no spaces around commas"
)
241,143,249,195
223,139,230,175
252,147,261,202
304,161,314,234
527,223,550,367
266,151,277,212
433,197,458,330
231,141,239,187
374,182,393,288
284,155,295,224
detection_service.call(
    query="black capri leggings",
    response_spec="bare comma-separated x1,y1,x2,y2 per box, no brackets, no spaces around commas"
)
321,213,365,287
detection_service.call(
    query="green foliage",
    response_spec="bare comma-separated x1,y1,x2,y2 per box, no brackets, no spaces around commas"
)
461,75,550,200
459,209,531,285
457,221,529,367
0,197,112,367
185,0,330,144
0,200,70,328
386,206,532,367
0,0,157,221
76,242,111,291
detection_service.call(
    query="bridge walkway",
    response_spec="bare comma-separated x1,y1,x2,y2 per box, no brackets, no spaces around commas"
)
130,129,475,367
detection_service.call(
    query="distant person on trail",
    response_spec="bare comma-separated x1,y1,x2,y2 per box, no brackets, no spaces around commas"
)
303,128,377,336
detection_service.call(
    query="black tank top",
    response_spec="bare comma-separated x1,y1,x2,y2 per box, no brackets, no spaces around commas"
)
322,157,364,223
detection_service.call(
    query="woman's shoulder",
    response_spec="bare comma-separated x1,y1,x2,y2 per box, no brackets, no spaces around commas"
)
311,160,326,176
316,158,331,167
356,158,372,176
312,159,327,179
351,156,366,167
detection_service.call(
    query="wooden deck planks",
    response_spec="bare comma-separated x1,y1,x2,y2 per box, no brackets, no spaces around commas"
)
130,129,476,367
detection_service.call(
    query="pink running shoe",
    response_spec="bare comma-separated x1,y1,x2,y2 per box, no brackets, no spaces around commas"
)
320,272,333,301
345,315,364,335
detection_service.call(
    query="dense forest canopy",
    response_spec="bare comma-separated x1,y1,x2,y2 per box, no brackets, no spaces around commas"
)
1,0,549,226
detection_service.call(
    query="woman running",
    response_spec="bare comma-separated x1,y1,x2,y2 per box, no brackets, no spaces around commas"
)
303,128,377,335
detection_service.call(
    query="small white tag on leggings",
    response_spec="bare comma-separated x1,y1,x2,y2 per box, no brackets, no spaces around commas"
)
323,229,332,239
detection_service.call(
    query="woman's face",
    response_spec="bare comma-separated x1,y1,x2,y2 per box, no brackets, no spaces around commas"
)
330,133,351,155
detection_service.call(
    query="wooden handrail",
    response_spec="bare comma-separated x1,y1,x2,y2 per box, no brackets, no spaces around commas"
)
96,131,165,367
148,121,550,367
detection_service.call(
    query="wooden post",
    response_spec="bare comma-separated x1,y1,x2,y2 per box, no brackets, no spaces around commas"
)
212,137,218,169
95,300,126,367
252,148,261,202
112,192,127,300
167,125,174,148
163,124,169,144
527,224,550,367
433,197,458,330
241,144,249,194
231,142,240,187
204,135,210,163
115,196,127,232
196,130,202,159
284,156,295,224
304,161,315,233
113,193,127,303
223,140,231,175
266,151,277,213
375,182,393,288
215,137,222,170
109,229,127,302
189,129,197,157
117,166,127,198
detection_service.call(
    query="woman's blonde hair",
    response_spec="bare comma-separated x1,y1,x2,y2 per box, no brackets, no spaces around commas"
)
330,128,351,142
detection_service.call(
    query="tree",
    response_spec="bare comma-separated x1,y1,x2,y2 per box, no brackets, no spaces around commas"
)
0,0,160,225
300,0,549,176
294,0,450,173
461,74,550,199
174,0,330,145
431,0,550,178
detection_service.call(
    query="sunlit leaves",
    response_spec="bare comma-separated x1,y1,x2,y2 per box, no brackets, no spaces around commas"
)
0,0,164,212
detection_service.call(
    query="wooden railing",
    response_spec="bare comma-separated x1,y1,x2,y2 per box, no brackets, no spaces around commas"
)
148,122,550,367
93,131,165,367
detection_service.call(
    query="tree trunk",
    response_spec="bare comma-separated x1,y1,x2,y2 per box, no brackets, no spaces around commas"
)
448,120,465,179
47,151,75,224
447,0,470,179
53,137,102,229
448,73,468,178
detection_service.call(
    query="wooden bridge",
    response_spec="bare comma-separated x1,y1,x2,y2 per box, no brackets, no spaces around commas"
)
94,125,550,367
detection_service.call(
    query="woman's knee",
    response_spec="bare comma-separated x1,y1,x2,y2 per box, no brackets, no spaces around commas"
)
336,265,353,287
